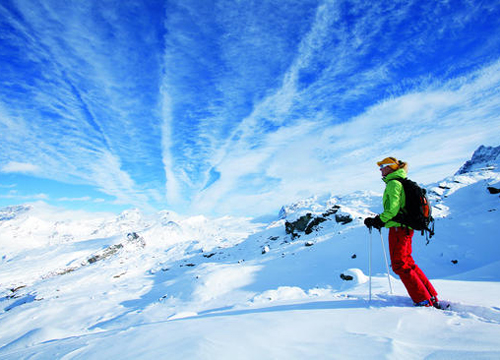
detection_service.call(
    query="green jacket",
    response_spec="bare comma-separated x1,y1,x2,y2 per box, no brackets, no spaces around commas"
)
380,168,407,227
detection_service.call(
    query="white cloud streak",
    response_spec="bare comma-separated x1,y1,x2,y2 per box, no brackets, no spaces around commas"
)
160,88,183,207
1,162,40,174
57,196,91,202
0,191,48,201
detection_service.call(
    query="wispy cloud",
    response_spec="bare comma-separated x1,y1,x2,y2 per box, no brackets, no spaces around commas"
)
56,196,105,203
1,162,40,174
0,190,48,201
57,196,92,202
0,184,16,189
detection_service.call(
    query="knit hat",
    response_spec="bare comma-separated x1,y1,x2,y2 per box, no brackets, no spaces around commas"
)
377,157,399,170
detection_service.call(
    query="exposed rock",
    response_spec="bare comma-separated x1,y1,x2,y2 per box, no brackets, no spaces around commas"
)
7,285,27,299
323,205,340,217
87,244,123,264
305,241,314,247
304,216,327,235
113,272,126,278
340,273,354,281
286,213,312,232
126,232,146,247
335,214,353,225
285,206,342,238
487,186,500,194
10,285,26,293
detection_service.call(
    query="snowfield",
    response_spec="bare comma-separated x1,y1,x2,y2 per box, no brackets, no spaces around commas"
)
1,146,500,359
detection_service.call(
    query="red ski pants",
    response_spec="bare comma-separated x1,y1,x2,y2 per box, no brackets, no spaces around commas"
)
388,227,437,303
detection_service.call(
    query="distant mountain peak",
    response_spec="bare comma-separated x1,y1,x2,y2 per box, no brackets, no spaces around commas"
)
456,145,500,175
0,204,32,221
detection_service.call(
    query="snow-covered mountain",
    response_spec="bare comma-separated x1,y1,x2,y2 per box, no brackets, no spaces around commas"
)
1,146,500,359
456,144,500,175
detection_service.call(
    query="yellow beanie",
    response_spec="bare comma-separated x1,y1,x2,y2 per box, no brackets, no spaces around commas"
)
377,157,399,170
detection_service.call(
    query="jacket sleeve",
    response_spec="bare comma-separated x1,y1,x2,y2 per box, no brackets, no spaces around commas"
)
380,180,403,223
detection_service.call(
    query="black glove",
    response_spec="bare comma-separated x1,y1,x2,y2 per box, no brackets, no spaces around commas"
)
364,215,384,230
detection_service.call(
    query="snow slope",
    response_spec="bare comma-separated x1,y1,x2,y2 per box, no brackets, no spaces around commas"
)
1,146,500,359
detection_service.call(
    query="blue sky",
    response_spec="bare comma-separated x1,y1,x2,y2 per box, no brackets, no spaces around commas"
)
1,0,500,217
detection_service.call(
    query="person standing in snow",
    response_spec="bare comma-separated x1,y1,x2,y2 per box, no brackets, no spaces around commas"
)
364,157,440,308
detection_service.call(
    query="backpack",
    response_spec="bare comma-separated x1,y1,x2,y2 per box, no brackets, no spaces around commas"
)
391,178,435,242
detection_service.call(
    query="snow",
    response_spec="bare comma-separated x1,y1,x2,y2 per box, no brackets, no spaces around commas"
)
1,147,500,359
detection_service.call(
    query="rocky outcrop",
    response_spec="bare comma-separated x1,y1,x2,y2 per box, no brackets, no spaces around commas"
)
335,214,353,225
487,186,500,194
340,273,354,281
284,205,353,239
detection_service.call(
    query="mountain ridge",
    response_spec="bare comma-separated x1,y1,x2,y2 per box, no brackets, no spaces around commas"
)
456,144,500,175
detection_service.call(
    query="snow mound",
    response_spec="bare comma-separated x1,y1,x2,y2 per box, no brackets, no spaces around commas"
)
250,286,308,304
340,268,369,284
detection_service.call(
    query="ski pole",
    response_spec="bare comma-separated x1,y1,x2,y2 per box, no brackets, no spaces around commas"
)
379,230,393,294
369,229,372,302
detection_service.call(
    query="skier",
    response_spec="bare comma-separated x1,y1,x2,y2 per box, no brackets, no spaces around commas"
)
364,157,440,308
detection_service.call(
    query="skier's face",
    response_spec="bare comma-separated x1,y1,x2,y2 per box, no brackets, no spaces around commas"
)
380,165,395,177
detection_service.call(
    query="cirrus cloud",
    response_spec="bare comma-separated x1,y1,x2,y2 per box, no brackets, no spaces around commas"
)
1,162,40,174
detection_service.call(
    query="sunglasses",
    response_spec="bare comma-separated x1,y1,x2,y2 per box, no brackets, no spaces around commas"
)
379,163,396,169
